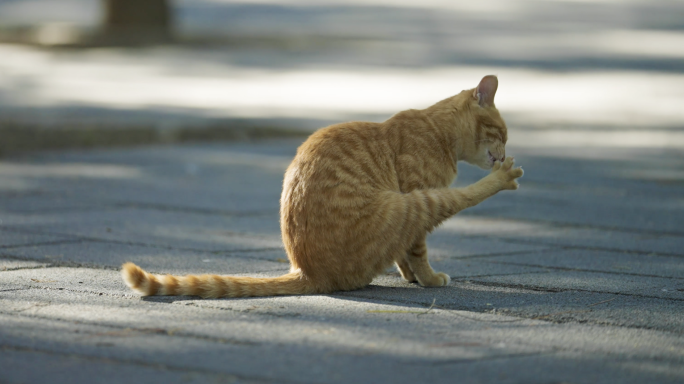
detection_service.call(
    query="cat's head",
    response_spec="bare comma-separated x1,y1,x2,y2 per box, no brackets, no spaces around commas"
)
463,75,508,170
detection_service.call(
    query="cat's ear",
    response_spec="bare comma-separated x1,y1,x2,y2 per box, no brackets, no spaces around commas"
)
473,75,498,107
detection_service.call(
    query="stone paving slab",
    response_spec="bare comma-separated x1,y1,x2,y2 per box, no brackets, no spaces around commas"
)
0,144,293,213
0,208,283,252
436,216,684,256
426,233,553,258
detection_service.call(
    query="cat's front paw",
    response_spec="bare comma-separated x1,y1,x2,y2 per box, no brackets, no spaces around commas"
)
422,272,451,287
491,156,523,190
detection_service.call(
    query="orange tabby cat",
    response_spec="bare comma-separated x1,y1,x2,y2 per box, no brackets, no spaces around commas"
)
122,75,523,298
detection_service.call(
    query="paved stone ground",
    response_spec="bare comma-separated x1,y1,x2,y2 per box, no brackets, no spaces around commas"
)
0,138,683,383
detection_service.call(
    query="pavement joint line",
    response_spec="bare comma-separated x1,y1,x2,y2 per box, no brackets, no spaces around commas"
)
81,237,285,257
0,239,85,250
447,248,559,260
113,202,278,217
0,205,119,215
485,260,684,280
0,343,315,384
0,226,81,240
490,236,684,258
0,264,56,272
450,270,553,280
0,288,30,293
462,212,684,238
415,350,552,366
431,229,684,258
0,226,286,259
0,200,277,216
465,280,684,302
0,190,51,198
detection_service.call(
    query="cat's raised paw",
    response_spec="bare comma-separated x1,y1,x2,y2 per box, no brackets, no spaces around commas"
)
491,156,523,190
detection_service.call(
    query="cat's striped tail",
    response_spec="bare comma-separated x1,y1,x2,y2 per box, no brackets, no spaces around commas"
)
121,262,314,298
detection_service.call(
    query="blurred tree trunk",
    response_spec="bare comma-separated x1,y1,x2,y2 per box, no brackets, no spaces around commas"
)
102,0,173,45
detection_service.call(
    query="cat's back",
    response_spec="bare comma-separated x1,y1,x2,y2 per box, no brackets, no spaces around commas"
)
286,121,398,192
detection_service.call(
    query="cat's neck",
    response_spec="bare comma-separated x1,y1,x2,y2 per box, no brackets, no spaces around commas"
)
421,96,475,164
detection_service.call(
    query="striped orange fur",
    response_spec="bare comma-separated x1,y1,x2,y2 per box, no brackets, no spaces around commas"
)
121,75,523,298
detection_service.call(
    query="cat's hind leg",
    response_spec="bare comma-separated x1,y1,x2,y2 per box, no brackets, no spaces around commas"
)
395,258,416,283
406,237,450,287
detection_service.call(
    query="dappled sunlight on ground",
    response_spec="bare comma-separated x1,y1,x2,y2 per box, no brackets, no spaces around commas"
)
2,46,684,130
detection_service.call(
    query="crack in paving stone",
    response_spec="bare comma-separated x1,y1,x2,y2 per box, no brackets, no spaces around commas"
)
0,344,311,384
485,260,684,280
